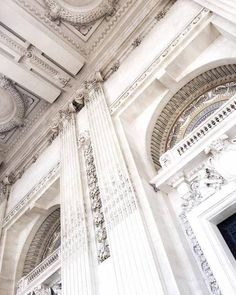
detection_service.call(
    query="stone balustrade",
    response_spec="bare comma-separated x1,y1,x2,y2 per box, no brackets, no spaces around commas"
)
159,94,236,169
151,94,236,190
16,248,60,295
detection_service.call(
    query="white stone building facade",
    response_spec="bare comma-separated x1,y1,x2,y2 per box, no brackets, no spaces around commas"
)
0,0,236,294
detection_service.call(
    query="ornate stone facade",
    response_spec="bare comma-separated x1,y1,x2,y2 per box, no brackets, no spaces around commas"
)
2,1,236,295
151,65,236,170
80,133,110,263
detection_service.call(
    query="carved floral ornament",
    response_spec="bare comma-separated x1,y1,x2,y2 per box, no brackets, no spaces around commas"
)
44,0,117,24
0,75,25,133
174,135,236,295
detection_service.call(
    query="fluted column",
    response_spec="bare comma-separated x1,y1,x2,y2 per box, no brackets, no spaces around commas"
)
84,73,165,295
60,110,93,295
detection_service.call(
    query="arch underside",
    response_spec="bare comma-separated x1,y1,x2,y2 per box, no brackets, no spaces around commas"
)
22,208,61,276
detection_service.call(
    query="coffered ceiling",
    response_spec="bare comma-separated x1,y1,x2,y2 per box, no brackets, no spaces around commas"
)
0,0,175,172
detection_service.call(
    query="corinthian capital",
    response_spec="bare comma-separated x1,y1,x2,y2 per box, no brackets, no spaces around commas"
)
84,72,103,93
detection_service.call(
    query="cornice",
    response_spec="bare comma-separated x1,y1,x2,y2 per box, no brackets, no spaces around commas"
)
2,162,60,228
109,8,211,114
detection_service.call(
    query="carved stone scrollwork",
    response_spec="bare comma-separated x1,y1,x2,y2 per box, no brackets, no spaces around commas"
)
44,0,117,25
79,132,110,263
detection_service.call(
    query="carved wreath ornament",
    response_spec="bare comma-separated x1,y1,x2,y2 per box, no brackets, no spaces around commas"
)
44,0,117,24
0,76,25,133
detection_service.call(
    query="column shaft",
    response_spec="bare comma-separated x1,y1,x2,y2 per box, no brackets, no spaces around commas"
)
60,113,93,295
85,80,165,295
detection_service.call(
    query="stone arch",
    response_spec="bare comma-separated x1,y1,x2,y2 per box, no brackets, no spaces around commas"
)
22,207,61,276
150,64,236,170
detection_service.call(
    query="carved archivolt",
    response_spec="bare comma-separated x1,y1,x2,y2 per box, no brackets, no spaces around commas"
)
22,208,60,276
150,64,236,170
0,75,25,133
44,0,117,24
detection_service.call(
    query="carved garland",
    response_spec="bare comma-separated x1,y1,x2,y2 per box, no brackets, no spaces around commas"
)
44,0,117,24
79,133,110,263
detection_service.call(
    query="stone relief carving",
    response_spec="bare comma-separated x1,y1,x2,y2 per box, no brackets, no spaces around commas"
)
175,136,232,295
23,48,70,88
0,182,9,204
51,282,61,295
150,63,236,170
166,82,236,151
32,285,51,295
205,134,236,181
179,212,222,295
177,166,223,294
181,166,224,213
44,0,117,25
0,27,70,88
79,132,110,263
0,75,25,133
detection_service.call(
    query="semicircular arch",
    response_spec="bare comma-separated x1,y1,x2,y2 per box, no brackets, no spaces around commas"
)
149,63,236,170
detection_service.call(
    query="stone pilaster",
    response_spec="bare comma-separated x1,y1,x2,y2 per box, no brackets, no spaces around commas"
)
60,110,93,295
84,73,165,295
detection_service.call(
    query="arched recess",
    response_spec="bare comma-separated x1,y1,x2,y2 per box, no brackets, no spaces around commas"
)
22,207,61,276
150,64,236,170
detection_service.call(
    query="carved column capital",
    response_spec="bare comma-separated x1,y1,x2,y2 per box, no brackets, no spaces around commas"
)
84,72,104,96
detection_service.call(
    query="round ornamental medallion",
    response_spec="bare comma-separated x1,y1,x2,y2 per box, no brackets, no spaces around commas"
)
44,0,117,24
0,76,25,133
